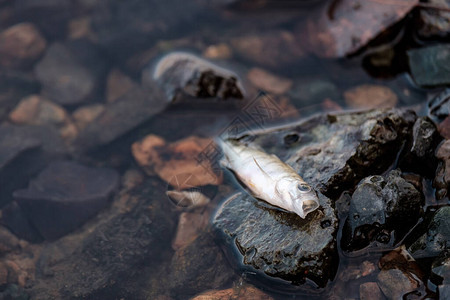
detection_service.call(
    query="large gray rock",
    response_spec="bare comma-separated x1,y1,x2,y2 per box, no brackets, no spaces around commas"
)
213,108,417,290
341,170,423,251
214,192,338,289
243,108,416,198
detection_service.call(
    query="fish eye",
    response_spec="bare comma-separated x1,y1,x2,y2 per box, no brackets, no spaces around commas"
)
298,183,311,193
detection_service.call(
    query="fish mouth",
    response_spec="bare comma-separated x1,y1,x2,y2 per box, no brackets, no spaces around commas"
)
302,199,319,215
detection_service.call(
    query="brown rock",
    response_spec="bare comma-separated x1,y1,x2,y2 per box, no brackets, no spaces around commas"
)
231,30,304,69
344,84,398,109
9,95,77,140
106,69,138,103
0,262,7,285
172,211,209,250
0,22,46,69
439,116,450,139
68,17,97,41
202,43,232,60
247,68,292,95
72,104,106,131
321,98,343,112
132,135,222,188
190,285,274,300
359,282,384,300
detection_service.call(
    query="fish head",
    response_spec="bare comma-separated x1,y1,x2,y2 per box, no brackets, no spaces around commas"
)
276,179,320,218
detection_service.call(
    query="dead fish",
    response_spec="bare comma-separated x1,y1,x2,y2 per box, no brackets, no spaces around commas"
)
219,139,320,218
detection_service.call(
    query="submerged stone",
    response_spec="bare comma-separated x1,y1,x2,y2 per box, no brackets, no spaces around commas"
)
377,246,425,300
341,170,423,251
0,70,40,121
150,52,244,102
73,86,168,152
13,161,119,240
34,40,107,106
29,178,177,299
0,124,65,208
167,233,236,297
408,45,450,87
0,201,43,242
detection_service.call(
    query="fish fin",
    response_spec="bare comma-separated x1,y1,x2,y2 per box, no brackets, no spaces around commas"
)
220,158,230,169
252,156,272,180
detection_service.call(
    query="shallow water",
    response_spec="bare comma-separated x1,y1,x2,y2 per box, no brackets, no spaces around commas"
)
0,0,448,299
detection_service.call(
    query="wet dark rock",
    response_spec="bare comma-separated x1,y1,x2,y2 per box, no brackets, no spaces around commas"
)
416,0,450,40
398,117,441,177
435,140,450,199
0,70,40,121
34,40,107,106
430,250,450,286
213,192,338,288
408,45,450,87
408,206,450,259
167,232,236,297
0,201,43,243
13,161,119,240
251,109,415,198
73,86,168,152
428,88,450,122
0,124,66,208
149,52,244,102
29,178,177,299
341,170,423,251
